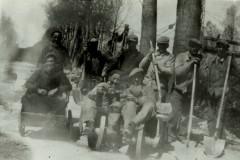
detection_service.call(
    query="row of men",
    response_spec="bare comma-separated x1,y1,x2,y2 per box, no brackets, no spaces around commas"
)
78,34,238,147
26,30,238,146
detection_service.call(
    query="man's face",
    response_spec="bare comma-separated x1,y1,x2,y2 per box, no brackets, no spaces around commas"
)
132,73,144,86
127,41,137,50
45,57,56,71
52,32,62,45
216,44,228,59
189,44,201,56
157,43,169,51
109,73,120,86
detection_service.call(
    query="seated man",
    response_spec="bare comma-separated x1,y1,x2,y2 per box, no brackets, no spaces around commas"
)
80,70,122,147
21,54,72,115
122,68,157,142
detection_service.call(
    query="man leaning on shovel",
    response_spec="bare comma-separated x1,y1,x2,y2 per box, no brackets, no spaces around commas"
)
200,39,239,138
170,38,205,140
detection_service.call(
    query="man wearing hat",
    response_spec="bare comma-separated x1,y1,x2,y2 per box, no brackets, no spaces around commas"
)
121,68,157,142
37,30,72,71
170,38,204,138
199,39,238,137
76,38,115,92
139,36,174,102
116,33,144,84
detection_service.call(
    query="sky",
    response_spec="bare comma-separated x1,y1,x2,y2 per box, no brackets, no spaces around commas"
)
0,0,240,48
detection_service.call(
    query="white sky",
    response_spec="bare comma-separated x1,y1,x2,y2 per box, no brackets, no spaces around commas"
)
0,0,240,48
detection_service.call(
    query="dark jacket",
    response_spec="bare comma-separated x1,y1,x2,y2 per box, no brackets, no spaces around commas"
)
37,43,72,70
25,67,72,95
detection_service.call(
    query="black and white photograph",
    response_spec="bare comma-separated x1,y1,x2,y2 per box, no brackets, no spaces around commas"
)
0,0,240,160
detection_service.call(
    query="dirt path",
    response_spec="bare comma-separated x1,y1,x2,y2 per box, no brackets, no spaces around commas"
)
1,62,240,160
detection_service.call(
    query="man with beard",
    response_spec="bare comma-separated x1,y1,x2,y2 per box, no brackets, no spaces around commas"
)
22,54,72,114
37,30,72,71
199,39,238,137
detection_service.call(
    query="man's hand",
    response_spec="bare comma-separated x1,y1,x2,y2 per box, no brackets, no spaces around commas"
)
48,88,58,96
190,57,201,65
152,59,165,72
37,88,47,96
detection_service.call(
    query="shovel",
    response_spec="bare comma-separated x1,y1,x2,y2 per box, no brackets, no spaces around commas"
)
175,64,198,160
150,41,172,114
150,42,172,149
203,55,232,157
72,55,86,105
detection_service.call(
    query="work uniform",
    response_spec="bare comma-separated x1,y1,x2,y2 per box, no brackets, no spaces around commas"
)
21,67,72,114
140,36,174,103
143,50,174,102
117,34,144,85
37,43,72,71
121,68,157,137
199,52,238,136
170,49,205,128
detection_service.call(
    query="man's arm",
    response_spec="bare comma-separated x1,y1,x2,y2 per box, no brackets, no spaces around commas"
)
175,54,194,77
25,70,40,91
156,55,174,75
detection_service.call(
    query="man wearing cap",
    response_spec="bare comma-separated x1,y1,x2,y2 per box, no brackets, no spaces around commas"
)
139,36,174,102
121,68,157,142
199,39,238,137
22,54,72,114
170,38,204,137
76,38,115,92
37,30,72,71
116,34,144,84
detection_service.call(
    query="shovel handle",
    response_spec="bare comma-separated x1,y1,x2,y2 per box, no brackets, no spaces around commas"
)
214,55,232,138
186,64,197,147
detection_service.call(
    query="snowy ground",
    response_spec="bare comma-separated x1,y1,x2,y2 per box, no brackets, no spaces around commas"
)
0,62,240,160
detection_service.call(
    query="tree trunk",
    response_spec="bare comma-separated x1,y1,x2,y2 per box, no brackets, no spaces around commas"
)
173,0,203,55
140,0,157,55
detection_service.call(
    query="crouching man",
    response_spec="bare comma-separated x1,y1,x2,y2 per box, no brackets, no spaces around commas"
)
122,68,157,143
80,70,122,148
21,53,72,115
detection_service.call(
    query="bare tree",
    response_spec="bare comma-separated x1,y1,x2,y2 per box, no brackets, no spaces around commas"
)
222,5,240,41
45,0,123,61
204,21,221,38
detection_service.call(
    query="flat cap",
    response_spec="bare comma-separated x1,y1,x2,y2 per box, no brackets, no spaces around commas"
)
216,39,230,48
127,34,138,42
157,36,170,44
129,68,144,78
189,38,202,47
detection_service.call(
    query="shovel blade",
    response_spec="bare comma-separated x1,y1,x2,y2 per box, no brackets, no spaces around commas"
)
72,88,82,105
156,102,172,114
203,136,225,157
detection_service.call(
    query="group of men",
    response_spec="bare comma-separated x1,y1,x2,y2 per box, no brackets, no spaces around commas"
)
22,29,238,150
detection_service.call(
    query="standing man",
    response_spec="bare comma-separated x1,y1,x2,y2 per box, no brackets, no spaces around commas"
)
139,36,174,102
37,30,72,71
200,39,238,137
116,33,144,84
170,38,203,138
76,38,114,92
